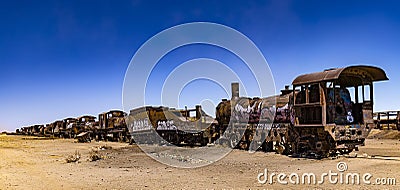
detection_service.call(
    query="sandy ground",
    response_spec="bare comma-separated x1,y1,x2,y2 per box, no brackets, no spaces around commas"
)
1,130,400,189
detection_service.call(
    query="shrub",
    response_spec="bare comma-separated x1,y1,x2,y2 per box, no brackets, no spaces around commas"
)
66,150,81,163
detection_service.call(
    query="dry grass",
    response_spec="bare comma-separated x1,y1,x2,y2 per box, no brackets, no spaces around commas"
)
89,149,102,161
367,129,400,139
65,150,81,163
88,145,112,161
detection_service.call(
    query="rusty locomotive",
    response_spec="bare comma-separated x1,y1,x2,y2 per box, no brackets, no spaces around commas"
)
19,110,129,143
18,65,388,157
215,65,388,157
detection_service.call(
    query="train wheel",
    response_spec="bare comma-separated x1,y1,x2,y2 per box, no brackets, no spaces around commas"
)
200,138,207,146
261,141,273,152
283,143,293,155
276,143,285,154
174,134,180,145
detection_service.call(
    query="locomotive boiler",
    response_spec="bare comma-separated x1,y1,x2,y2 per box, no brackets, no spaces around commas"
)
216,83,292,152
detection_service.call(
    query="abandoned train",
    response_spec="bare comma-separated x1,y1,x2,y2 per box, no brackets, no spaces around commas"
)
214,65,388,156
17,65,388,157
18,110,129,143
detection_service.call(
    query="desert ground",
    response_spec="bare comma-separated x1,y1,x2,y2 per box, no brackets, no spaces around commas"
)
1,129,400,189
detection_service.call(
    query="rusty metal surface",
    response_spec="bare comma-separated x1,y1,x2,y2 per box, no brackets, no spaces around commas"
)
77,115,96,122
292,65,388,85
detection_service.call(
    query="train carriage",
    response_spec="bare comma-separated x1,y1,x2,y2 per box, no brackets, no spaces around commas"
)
127,105,216,146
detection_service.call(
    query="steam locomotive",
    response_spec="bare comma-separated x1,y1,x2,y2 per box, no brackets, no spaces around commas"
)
213,65,388,156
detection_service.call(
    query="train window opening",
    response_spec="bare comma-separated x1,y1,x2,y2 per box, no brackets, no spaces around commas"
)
364,85,371,101
326,82,333,88
309,84,320,103
358,86,364,103
353,84,371,103
326,83,358,125
294,86,305,104
293,83,323,125
347,87,356,103
294,84,320,105
327,81,375,125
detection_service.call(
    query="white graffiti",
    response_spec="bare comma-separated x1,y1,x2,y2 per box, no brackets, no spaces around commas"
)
234,104,251,121
256,123,273,130
157,120,177,130
132,119,152,132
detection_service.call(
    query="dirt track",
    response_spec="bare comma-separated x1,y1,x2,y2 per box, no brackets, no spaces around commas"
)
1,130,400,189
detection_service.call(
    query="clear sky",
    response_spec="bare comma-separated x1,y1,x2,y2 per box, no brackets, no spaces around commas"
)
1,0,399,132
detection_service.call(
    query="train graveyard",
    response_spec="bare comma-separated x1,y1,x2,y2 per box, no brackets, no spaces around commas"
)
1,129,400,189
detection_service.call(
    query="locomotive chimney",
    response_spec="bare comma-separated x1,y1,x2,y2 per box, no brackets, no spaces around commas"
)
280,85,292,96
231,82,239,99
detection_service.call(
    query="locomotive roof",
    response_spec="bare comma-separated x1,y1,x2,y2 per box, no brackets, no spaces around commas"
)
63,117,77,121
100,110,126,115
76,115,96,119
292,65,388,86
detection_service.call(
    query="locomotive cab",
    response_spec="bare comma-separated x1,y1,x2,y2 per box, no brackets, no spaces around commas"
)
98,110,128,142
291,65,388,155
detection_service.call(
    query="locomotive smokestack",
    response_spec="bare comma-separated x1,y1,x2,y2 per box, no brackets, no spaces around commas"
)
280,85,292,96
231,82,239,99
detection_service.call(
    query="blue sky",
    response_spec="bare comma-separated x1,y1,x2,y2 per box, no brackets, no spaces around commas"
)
1,0,400,131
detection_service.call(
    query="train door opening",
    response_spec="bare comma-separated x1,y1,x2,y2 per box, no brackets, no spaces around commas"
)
293,83,323,125
325,81,373,125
